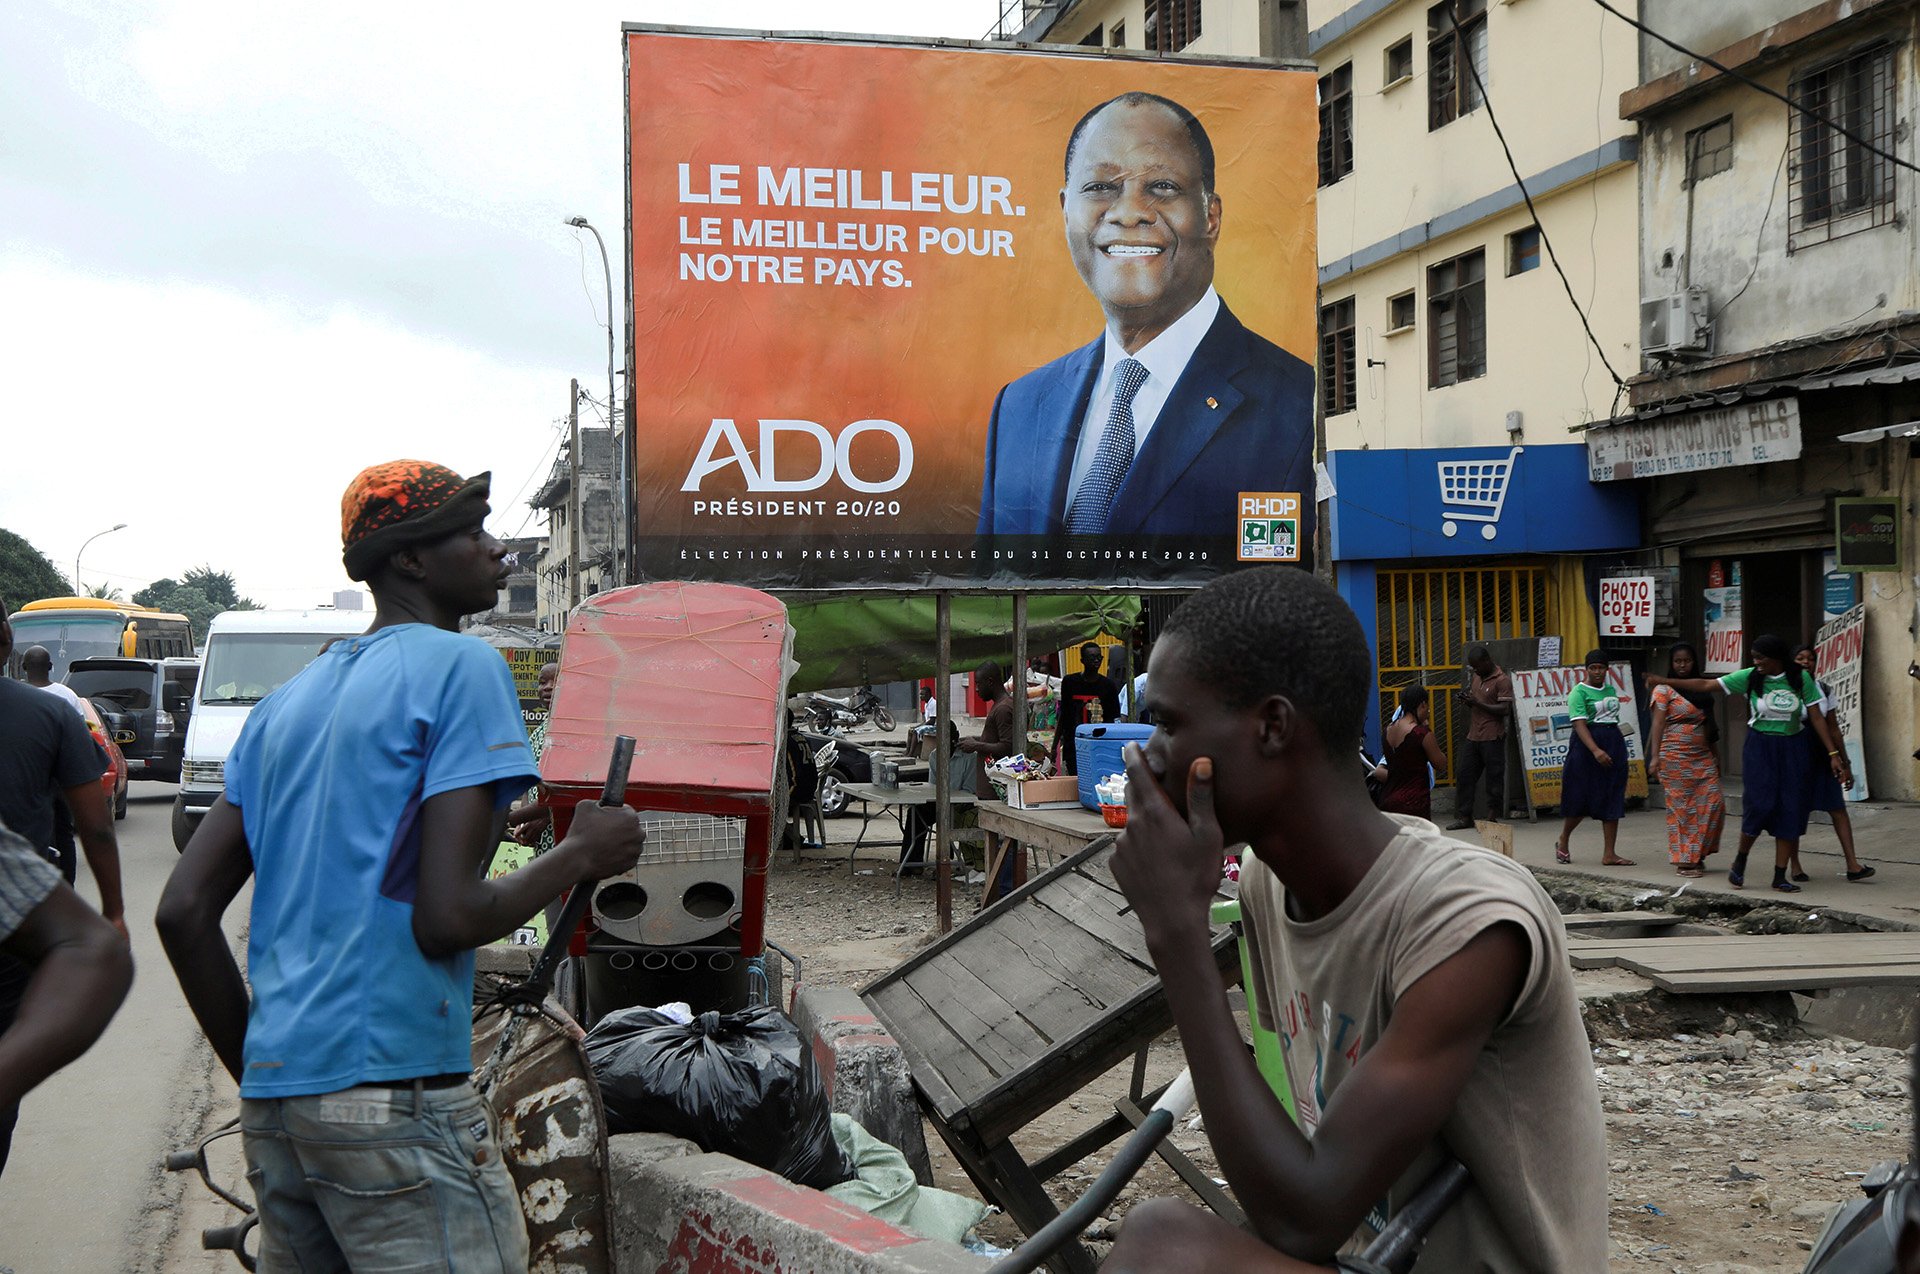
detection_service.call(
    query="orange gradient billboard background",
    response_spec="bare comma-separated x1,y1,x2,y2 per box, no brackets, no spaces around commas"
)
626,29,1318,589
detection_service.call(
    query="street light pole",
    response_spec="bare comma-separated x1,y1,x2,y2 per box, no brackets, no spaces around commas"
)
74,523,127,595
565,217,625,584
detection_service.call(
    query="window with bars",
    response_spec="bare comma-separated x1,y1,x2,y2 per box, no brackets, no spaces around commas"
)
1428,0,1488,132
1319,63,1354,187
1789,44,1896,249
1320,297,1357,416
1144,0,1201,53
1428,249,1486,387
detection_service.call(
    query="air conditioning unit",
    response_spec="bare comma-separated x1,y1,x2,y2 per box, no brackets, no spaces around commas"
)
1641,289,1713,358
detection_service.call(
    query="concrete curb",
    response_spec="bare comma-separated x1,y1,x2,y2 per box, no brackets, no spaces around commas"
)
794,985,935,1186
609,1134,990,1274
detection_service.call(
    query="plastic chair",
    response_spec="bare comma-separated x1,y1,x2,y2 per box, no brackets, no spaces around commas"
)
789,739,837,858
1209,897,1297,1121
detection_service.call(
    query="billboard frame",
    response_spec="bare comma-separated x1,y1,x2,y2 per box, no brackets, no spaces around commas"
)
620,22,1317,594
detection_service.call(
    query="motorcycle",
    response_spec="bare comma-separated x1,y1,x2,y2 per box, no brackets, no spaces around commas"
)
802,684,896,733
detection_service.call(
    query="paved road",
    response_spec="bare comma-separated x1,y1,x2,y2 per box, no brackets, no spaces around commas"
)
0,784,244,1273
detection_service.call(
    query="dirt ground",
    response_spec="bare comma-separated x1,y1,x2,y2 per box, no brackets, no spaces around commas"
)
766,851,1914,1273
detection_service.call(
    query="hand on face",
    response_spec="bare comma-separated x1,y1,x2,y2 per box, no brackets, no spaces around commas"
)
1111,743,1225,949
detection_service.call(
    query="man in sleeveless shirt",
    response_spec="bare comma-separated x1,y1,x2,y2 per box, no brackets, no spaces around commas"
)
1104,569,1607,1272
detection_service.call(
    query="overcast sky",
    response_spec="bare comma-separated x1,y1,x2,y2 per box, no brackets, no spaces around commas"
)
0,1,1000,609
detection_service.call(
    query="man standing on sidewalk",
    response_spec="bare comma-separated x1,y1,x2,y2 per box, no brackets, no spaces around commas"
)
158,460,647,1272
1447,646,1514,831
0,609,127,1177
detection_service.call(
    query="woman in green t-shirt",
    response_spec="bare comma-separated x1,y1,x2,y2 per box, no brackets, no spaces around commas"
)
1646,633,1849,893
1557,650,1635,867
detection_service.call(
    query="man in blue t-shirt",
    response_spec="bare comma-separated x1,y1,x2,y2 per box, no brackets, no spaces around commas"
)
157,460,646,1271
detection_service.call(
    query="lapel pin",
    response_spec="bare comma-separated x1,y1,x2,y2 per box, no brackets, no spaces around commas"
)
1206,396,1218,409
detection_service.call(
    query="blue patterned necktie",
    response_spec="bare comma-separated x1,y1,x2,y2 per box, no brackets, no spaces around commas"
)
1066,357,1150,534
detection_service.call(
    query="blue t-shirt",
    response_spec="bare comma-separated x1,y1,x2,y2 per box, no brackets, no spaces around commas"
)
224,624,536,1097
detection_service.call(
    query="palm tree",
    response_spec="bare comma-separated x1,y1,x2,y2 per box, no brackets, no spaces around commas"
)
85,582,125,601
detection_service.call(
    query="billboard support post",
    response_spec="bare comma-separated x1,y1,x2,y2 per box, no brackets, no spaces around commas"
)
935,592,953,933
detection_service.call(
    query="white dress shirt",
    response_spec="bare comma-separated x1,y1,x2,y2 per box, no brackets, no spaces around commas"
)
1062,287,1222,513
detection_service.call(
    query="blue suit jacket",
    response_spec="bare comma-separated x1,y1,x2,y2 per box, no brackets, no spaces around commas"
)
976,303,1316,541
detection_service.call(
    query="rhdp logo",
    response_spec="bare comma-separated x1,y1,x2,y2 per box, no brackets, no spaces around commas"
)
1238,492,1301,562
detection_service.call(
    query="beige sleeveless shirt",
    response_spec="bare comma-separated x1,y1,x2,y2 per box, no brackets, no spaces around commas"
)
1237,816,1608,1272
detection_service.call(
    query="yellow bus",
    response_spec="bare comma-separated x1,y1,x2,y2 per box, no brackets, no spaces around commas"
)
6,597,196,681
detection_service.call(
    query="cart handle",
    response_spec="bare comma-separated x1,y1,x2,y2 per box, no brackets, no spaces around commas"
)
525,735,635,1003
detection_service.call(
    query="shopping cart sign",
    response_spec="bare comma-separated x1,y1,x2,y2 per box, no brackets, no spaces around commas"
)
1237,492,1302,562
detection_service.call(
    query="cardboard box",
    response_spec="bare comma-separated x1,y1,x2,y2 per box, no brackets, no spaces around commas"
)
1005,776,1082,810
1476,820,1514,858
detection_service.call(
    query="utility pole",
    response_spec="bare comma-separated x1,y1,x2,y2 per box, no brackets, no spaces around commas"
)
569,378,582,609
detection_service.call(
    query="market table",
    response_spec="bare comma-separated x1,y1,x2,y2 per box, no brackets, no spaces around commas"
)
840,781,978,890
974,800,1112,908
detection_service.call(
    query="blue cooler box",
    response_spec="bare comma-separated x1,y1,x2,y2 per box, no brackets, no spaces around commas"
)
1075,724,1155,811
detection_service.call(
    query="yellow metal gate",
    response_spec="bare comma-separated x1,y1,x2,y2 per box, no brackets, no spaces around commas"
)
1376,566,1548,783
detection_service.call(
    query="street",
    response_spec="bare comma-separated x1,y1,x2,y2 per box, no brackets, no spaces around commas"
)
0,784,245,1274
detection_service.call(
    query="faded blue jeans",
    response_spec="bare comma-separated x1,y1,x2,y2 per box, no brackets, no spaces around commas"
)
240,1080,527,1273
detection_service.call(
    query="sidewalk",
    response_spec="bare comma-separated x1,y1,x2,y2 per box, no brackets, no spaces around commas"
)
1498,799,1920,931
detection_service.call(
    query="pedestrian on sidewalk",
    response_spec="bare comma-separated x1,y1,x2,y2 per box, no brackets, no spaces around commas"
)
1787,643,1874,882
1647,642,1725,878
1447,645,1513,830
156,460,647,1272
1380,686,1445,820
0,821,132,1182
1556,651,1636,867
1646,633,1845,893
1055,643,1120,777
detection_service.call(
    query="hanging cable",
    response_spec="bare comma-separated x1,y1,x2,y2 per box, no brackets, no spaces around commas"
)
1584,0,1920,178
1450,0,1626,391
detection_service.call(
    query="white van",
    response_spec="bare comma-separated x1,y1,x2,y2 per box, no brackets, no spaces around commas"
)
171,608,373,850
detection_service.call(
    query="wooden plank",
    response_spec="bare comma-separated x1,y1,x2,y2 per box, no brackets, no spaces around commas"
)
1075,851,1126,896
1621,946,1920,976
868,980,999,1101
1034,871,1157,969
980,900,1148,1012
1653,963,1920,994
1568,933,1920,971
904,957,1052,1075
1561,910,1685,930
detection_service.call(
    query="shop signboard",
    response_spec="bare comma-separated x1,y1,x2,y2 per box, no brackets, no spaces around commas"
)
1511,663,1648,808
1703,584,1743,675
1822,550,1857,621
1598,575,1655,638
1813,604,1869,801
1325,444,1638,561
625,28,1319,589
1834,497,1902,572
1586,398,1802,482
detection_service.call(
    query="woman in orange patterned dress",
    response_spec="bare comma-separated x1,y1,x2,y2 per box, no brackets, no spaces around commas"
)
1647,642,1726,877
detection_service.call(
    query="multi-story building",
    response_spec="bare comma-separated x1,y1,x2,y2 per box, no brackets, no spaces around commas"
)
1602,0,1920,799
531,426,619,631
1017,0,1648,784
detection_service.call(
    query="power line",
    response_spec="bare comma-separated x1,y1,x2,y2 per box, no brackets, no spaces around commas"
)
1450,0,1626,393
1583,0,1920,180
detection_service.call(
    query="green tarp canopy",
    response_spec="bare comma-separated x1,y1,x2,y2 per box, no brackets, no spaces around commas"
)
780,594,1141,693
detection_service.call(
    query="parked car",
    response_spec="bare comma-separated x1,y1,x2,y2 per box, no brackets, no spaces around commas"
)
173,608,372,850
64,656,199,783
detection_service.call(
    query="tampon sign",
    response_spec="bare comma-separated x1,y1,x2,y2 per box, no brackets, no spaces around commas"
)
625,27,1320,588
1597,575,1655,638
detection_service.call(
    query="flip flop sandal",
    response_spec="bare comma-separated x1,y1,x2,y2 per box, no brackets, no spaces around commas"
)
1554,840,1570,865
1772,879,1802,893
1676,867,1706,878
1791,872,1811,882
1848,866,1877,881
1603,858,1637,867
1728,868,1745,888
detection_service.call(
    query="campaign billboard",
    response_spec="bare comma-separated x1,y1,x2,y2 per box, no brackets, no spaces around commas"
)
625,28,1318,589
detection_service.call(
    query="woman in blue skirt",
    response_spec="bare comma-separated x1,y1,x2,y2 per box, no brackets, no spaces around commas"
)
1557,650,1636,866
1647,633,1849,893
1786,643,1874,882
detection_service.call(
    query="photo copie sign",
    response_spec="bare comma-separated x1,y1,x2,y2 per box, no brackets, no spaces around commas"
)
1599,575,1655,637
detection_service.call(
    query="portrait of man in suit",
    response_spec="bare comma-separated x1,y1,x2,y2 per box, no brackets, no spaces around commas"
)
975,91,1315,545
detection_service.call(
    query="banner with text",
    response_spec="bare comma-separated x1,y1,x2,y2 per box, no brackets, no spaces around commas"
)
626,29,1319,588
1814,603,1869,801
1511,663,1648,808
1598,575,1655,638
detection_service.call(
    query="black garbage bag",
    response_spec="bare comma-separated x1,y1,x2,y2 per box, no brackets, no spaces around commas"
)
584,1004,854,1190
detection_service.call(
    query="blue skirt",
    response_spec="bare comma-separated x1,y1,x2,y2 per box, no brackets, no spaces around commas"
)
1561,723,1628,820
1741,730,1813,839
1805,730,1846,812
